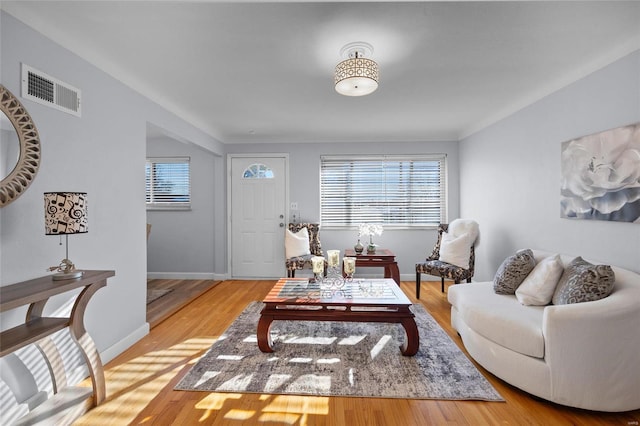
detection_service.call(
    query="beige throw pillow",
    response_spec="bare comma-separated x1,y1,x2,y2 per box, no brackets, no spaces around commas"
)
285,227,311,259
515,254,564,305
439,231,471,269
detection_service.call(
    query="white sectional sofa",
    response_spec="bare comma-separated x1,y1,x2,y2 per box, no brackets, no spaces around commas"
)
448,249,640,412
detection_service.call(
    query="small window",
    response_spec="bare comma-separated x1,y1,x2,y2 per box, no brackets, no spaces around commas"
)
146,157,191,210
243,163,274,179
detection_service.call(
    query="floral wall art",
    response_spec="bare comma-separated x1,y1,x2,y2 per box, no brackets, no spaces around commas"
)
560,122,640,223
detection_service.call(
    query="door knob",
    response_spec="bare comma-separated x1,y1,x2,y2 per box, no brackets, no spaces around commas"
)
279,214,284,219
280,223,285,227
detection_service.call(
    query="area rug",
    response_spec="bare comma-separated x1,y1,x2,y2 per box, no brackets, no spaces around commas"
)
175,302,503,401
146,288,173,305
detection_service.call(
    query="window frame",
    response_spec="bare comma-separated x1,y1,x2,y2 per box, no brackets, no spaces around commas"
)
320,154,447,230
145,156,191,211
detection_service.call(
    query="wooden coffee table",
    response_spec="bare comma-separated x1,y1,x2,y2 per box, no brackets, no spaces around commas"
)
257,278,419,356
344,248,401,285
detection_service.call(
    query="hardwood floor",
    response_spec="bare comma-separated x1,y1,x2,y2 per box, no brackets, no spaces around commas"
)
75,280,640,425
146,279,221,328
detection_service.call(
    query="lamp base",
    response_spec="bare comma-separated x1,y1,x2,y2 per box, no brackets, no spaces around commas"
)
52,270,84,281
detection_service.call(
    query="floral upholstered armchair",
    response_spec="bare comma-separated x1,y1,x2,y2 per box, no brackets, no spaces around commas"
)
285,223,324,278
415,221,478,298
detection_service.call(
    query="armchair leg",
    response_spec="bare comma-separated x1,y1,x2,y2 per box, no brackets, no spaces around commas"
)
416,272,421,299
441,277,445,293
287,269,295,278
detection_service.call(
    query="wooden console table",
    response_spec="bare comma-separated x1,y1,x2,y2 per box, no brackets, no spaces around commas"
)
344,248,401,285
0,270,114,417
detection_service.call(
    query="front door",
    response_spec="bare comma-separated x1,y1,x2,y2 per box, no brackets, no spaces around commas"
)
229,155,287,278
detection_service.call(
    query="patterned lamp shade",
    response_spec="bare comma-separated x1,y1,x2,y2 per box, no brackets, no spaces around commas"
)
334,56,379,96
334,42,379,97
44,192,88,235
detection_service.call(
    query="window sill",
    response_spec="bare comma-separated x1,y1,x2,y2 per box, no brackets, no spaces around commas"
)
146,205,192,212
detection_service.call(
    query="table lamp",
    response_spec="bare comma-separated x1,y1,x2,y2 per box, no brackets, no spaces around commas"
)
44,192,87,280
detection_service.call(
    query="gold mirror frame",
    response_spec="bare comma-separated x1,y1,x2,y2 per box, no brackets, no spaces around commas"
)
0,85,41,207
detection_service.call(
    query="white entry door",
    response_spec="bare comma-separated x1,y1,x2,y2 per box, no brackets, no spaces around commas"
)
229,155,287,278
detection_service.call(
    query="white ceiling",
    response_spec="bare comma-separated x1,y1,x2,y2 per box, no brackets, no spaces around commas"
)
2,1,639,144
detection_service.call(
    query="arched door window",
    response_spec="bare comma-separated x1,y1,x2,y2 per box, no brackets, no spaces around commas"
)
243,163,274,179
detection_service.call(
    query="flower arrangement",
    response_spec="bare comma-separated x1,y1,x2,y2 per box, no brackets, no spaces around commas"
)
358,223,383,253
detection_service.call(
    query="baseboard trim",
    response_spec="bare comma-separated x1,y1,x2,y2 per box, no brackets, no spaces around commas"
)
146,272,219,280
99,322,150,365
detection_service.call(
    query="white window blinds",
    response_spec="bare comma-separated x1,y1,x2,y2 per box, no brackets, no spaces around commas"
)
145,157,191,209
320,155,447,228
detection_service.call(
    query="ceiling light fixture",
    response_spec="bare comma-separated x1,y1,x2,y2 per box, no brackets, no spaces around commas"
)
334,42,379,97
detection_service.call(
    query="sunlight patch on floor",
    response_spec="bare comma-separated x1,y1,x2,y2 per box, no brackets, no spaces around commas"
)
338,334,366,345
223,408,256,420
288,357,313,364
194,393,329,424
195,392,244,410
370,335,392,359
258,411,301,424
316,358,340,364
284,336,337,345
217,354,244,361
73,338,216,425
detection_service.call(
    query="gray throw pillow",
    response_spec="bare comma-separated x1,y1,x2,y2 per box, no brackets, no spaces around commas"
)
493,249,536,294
552,257,615,305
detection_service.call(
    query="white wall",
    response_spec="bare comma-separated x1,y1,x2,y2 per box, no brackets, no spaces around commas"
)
146,136,220,278
0,11,222,360
459,50,640,281
225,140,460,279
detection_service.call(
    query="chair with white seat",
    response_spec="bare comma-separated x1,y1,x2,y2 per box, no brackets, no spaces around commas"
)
415,220,479,298
285,223,324,278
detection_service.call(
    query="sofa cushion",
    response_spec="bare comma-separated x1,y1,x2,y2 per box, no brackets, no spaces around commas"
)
515,254,564,305
285,227,311,259
493,249,536,294
449,282,545,358
552,257,615,305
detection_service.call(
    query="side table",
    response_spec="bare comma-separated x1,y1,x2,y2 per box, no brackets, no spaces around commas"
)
0,270,114,420
344,248,401,285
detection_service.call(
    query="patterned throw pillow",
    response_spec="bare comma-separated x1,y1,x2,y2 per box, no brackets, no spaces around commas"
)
493,249,536,295
552,257,615,305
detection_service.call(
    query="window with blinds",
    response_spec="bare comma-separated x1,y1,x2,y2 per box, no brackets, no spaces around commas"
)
320,155,447,228
145,157,191,210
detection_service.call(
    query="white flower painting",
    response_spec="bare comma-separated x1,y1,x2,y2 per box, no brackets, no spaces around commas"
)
560,122,640,223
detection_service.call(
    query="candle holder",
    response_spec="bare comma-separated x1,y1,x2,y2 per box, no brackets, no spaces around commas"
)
321,263,345,289
343,257,356,282
311,256,325,283
311,251,357,290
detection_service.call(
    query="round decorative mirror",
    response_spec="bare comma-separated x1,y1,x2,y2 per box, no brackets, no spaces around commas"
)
0,85,41,207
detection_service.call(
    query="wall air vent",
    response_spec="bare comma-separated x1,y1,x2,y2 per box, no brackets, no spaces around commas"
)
21,64,81,117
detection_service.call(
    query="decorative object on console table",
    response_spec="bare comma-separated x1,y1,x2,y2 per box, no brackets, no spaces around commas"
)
354,238,364,254
44,192,88,280
359,223,383,254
